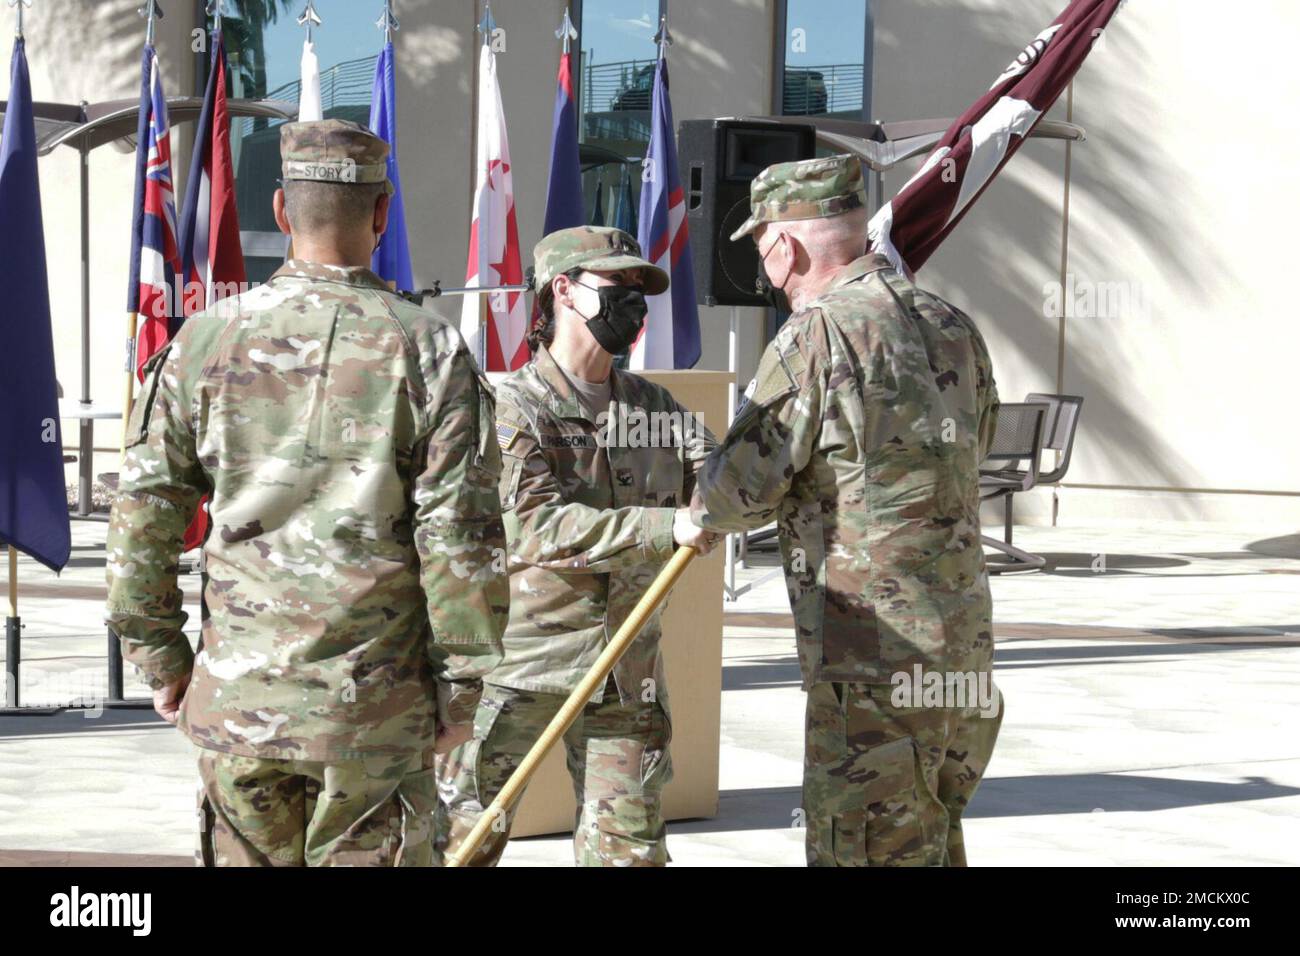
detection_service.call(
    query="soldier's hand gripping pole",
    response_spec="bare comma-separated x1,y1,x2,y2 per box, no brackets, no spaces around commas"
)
445,545,698,867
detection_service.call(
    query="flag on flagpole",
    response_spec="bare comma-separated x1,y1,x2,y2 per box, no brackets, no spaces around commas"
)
631,45,700,370
369,40,412,290
461,43,527,372
299,37,323,121
591,172,605,226
529,42,585,335
541,45,583,235
179,25,244,317
175,28,245,550
0,37,71,572
870,0,1123,277
126,43,180,382
177,28,245,318
613,165,636,235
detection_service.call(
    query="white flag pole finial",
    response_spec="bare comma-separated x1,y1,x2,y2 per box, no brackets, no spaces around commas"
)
557,7,577,54
297,1,321,42
653,12,673,53
478,3,496,48
375,0,399,44
206,0,235,34
137,1,163,46
9,0,32,39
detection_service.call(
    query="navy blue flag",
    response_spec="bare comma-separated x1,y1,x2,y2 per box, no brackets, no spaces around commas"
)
542,47,584,234
591,171,605,226
613,164,637,235
0,39,71,572
631,47,700,369
369,41,413,290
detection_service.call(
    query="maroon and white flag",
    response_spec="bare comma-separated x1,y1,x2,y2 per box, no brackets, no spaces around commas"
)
870,0,1124,277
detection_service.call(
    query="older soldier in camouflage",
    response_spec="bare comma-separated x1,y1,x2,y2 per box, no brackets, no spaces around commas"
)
435,226,718,867
105,119,509,866
691,155,1002,867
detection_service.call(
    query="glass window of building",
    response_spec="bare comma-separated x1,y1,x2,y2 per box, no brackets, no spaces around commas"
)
779,0,871,121
577,0,665,233
203,1,381,281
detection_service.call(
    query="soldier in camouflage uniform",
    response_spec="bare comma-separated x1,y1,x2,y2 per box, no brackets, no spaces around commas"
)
691,155,1003,867
105,120,509,866
435,226,718,867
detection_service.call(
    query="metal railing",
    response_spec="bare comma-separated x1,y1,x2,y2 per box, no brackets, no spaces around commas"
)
237,53,377,136
782,62,865,115
578,55,865,120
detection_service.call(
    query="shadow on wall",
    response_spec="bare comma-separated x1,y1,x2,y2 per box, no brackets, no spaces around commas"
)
665,0,765,123
32,0,160,103
874,1,1201,517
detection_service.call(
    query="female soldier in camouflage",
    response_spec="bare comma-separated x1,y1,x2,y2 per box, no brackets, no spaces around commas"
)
435,226,718,866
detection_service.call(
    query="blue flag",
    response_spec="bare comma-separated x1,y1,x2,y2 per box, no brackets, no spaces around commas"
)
613,164,637,235
542,49,584,235
591,172,605,226
369,42,413,290
0,39,70,572
631,49,700,370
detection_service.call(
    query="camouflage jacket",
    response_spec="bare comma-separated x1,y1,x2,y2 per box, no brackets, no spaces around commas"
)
105,260,509,761
491,345,716,706
691,253,999,687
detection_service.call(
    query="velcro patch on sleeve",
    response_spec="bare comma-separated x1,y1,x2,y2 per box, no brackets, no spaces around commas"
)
496,421,521,450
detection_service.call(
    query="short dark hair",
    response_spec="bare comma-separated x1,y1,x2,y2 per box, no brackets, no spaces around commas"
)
282,180,385,235
527,268,584,353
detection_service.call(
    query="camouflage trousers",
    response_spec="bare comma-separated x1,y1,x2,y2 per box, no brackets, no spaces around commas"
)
435,679,673,867
195,747,439,866
803,680,1003,867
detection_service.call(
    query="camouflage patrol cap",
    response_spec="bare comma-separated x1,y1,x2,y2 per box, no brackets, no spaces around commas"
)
532,225,669,296
730,153,866,241
280,119,394,195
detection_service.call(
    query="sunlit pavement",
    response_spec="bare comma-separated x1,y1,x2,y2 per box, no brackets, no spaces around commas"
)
2,520,1297,866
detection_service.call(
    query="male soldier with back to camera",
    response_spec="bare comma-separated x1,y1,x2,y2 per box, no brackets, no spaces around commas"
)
105,119,509,866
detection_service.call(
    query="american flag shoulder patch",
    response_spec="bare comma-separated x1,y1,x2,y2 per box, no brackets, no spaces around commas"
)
496,422,520,450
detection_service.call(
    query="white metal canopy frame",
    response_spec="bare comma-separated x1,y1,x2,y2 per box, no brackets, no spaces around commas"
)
717,114,1087,601
0,95,296,712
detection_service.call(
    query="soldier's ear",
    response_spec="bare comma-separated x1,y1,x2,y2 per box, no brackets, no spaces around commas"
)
273,189,291,236
373,191,391,239
552,273,572,308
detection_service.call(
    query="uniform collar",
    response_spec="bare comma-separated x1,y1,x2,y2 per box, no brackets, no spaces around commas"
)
533,344,619,423
271,259,393,292
829,252,898,291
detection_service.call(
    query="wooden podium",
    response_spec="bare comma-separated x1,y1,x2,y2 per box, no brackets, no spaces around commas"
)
485,369,732,836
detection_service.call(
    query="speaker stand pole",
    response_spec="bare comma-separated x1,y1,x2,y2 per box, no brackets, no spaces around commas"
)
724,306,740,602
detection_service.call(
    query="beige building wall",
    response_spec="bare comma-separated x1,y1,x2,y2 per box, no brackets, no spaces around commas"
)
872,0,1300,526
9,0,196,497
12,0,1294,527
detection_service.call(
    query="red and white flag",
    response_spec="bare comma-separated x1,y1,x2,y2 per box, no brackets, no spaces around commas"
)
175,28,245,551
870,0,1124,277
461,43,528,371
125,43,180,381
299,37,323,121
177,28,245,319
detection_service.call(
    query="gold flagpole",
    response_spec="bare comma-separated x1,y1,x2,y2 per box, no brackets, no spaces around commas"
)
446,546,698,867
120,313,139,458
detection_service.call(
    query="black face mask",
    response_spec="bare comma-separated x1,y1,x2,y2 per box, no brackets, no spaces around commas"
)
572,280,648,355
755,235,792,313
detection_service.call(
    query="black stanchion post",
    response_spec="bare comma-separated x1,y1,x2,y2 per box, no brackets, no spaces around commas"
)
107,625,123,702
5,615,19,708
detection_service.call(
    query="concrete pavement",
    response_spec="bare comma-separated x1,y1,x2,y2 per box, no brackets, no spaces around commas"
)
2,520,1297,866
